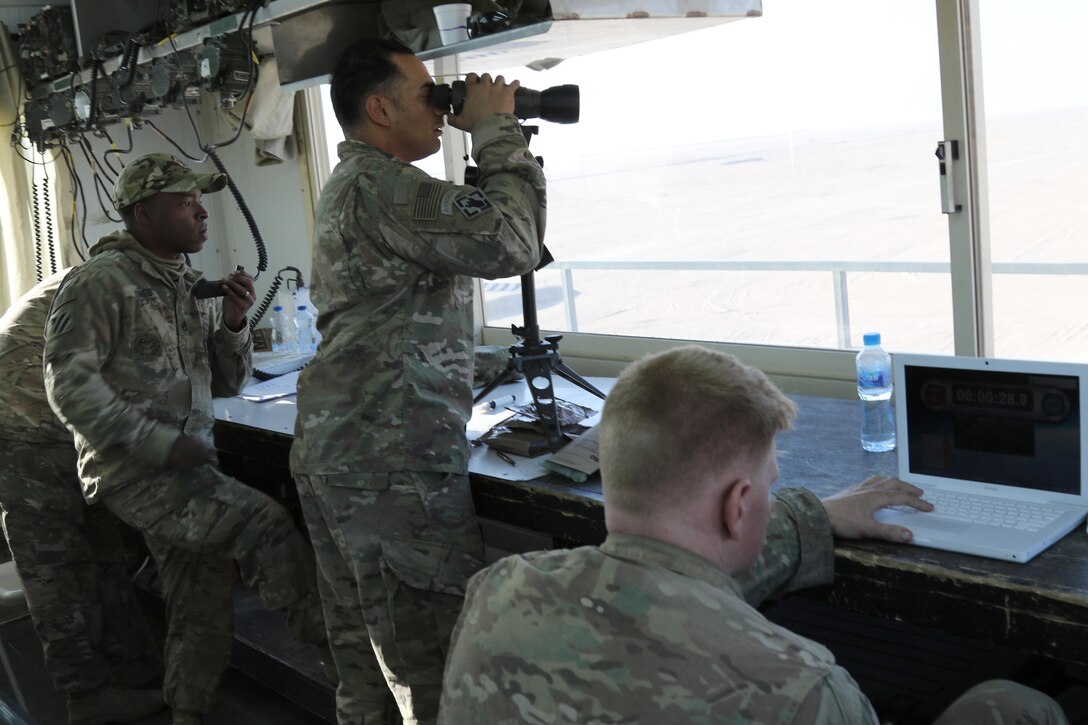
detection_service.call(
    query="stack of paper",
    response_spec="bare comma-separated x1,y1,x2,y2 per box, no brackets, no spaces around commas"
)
253,350,314,378
240,370,300,402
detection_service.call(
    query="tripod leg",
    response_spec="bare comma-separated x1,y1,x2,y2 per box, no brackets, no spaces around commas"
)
553,362,607,400
473,359,520,404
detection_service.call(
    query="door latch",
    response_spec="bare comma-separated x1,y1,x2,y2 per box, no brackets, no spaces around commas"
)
935,140,961,214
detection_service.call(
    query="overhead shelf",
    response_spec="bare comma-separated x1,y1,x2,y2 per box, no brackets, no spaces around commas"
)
273,0,761,91
424,13,758,71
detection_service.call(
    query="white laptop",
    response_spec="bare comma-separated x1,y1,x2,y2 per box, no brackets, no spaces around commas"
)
874,353,1088,563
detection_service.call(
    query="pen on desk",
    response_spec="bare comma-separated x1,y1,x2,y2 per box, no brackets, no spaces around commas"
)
495,450,518,467
474,393,517,413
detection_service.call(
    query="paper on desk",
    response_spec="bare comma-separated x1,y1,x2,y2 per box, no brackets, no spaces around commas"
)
543,421,601,481
252,350,314,377
241,370,299,402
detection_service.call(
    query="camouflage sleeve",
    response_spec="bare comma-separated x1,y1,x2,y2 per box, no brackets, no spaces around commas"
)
368,113,546,279
42,269,178,466
793,668,880,724
208,303,252,397
733,487,835,606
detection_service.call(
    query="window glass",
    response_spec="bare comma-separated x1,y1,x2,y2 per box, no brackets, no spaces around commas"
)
979,1,1088,362
471,0,947,352
310,4,946,354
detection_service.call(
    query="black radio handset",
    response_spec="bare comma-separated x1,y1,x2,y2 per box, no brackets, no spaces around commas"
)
193,265,245,299
188,148,267,304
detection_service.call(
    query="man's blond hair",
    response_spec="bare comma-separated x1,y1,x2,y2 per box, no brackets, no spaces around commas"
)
600,345,797,516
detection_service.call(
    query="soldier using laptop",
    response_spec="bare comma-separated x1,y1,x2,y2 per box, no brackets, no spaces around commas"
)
439,345,1066,723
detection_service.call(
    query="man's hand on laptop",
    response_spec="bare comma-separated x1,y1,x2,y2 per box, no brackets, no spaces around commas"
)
822,476,934,543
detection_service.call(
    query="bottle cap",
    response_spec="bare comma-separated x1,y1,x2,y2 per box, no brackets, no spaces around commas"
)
273,305,283,311
863,332,881,346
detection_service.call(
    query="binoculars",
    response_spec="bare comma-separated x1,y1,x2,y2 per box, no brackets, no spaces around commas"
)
430,81,579,124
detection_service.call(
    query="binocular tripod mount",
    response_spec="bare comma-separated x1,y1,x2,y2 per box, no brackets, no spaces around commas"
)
473,268,606,454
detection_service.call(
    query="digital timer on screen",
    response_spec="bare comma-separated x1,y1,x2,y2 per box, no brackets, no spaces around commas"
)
951,383,1032,412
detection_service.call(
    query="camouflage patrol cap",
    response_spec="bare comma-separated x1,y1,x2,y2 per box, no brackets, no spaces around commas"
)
112,153,227,210
474,345,519,388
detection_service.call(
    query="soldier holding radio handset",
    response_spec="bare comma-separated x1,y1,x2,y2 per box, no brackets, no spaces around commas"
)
43,154,331,725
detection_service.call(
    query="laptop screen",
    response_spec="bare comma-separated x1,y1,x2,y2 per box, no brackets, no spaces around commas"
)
899,359,1082,496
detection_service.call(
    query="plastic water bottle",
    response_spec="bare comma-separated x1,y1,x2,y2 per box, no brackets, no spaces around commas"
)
856,332,896,453
294,305,317,351
270,306,296,352
294,287,323,350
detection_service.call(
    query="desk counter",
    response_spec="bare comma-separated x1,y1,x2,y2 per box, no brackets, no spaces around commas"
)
213,387,1088,668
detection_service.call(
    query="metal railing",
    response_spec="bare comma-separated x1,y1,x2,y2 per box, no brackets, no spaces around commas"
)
541,259,1088,348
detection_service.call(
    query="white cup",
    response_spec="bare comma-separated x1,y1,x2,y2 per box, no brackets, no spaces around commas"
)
433,3,471,45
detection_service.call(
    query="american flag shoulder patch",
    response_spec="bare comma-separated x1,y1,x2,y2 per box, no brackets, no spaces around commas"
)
412,181,444,221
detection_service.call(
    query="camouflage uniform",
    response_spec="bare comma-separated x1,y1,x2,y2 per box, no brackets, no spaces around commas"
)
43,155,327,716
292,113,546,723
439,488,1067,724
0,269,161,695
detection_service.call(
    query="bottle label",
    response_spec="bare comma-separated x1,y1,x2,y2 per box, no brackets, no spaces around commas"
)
858,369,886,388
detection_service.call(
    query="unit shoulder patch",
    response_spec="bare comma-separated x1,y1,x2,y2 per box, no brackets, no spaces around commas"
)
454,189,492,219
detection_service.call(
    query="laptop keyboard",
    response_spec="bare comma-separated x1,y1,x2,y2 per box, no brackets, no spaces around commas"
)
924,489,1065,532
